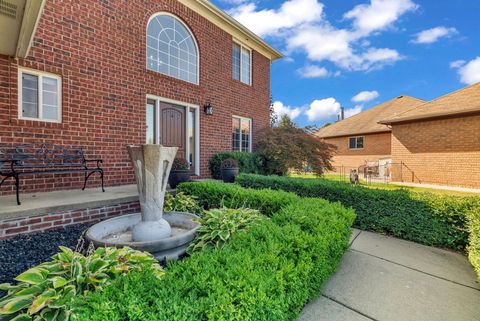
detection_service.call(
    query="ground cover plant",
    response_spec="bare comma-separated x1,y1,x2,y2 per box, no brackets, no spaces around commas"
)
0,246,164,321
188,207,262,253
163,192,202,215
73,182,355,321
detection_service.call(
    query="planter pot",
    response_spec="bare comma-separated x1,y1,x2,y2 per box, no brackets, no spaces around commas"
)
221,167,239,183
169,170,191,189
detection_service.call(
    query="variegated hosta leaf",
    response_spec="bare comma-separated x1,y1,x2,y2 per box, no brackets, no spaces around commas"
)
50,277,68,289
15,268,49,285
0,295,34,314
8,313,32,321
28,289,58,315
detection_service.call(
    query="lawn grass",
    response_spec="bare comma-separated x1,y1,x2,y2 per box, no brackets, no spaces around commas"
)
289,172,479,197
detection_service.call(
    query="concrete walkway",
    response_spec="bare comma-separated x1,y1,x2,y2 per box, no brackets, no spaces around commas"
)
298,230,480,321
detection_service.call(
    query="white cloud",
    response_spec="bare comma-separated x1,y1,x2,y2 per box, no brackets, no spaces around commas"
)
345,105,363,118
452,57,480,85
228,0,324,37
287,25,402,71
297,65,329,78
305,98,341,121
344,0,418,36
450,60,466,69
351,90,379,103
412,26,457,44
272,101,303,121
230,0,416,73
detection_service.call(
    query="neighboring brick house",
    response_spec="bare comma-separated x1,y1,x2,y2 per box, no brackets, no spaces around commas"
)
379,83,480,188
0,0,282,196
315,96,426,172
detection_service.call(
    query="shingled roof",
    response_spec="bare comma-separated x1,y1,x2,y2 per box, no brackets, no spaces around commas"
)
315,95,426,138
379,82,480,124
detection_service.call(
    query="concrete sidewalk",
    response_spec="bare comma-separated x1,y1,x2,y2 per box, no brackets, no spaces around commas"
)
298,230,480,321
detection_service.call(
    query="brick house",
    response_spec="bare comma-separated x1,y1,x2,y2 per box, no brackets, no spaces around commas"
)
379,82,480,188
315,96,425,172
0,0,282,197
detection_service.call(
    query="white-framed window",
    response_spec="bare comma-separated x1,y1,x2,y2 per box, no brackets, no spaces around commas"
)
232,116,252,152
146,13,199,85
232,41,251,85
18,69,62,123
349,136,364,149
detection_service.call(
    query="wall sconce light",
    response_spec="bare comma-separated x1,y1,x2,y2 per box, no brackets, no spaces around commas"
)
204,103,213,115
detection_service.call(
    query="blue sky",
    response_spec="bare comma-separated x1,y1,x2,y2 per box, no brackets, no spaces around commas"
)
212,0,480,127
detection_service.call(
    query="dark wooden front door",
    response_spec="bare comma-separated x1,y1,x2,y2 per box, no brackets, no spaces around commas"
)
159,102,185,160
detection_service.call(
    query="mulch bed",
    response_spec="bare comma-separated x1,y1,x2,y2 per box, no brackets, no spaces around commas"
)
0,224,90,286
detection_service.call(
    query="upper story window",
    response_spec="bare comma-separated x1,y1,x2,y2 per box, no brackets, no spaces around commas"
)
18,69,62,123
147,13,199,84
232,42,251,85
232,116,252,152
349,136,364,149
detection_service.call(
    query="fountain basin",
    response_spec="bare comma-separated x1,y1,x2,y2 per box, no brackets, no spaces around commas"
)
85,211,200,261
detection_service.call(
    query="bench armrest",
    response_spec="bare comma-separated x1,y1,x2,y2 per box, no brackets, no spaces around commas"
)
84,159,103,163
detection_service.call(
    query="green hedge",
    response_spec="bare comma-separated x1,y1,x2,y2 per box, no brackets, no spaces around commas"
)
467,209,480,279
178,181,299,217
75,185,355,321
209,152,264,179
236,174,480,251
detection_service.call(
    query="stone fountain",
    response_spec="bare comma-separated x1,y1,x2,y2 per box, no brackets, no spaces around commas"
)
85,145,200,260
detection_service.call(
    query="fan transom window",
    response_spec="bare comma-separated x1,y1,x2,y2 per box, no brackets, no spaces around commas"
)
147,14,198,84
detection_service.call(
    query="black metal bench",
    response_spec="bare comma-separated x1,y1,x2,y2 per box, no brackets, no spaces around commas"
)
0,143,105,205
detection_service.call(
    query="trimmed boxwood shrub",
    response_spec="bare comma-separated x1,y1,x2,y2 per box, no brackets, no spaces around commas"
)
209,152,264,179
74,187,355,321
236,174,480,251
178,181,299,217
467,209,480,279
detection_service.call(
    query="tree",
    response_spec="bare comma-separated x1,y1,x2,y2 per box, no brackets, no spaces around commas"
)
269,96,278,127
255,120,336,176
278,114,295,128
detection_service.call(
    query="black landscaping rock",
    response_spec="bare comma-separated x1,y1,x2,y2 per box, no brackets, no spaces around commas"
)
0,224,90,286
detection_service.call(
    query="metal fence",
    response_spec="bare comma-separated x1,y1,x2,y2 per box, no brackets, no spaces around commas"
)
296,162,417,185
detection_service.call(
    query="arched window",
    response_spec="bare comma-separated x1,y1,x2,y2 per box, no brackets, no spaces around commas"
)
147,14,198,84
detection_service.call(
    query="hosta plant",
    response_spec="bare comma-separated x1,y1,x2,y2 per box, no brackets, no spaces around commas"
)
163,192,203,215
0,246,164,321
188,207,262,253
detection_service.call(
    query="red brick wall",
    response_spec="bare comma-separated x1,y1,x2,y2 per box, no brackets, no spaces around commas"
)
0,0,271,195
0,201,140,240
323,132,391,169
391,115,480,188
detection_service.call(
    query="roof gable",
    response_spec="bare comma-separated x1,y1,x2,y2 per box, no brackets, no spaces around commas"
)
315,96,426,138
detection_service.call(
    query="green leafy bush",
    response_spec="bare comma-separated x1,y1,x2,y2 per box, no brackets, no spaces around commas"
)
178,181,299,217
163,192,202,215
74,196,355,321
0,247,164,321
236,174,480,250
188,207,262,253
467,208,480,279
209,152,264,179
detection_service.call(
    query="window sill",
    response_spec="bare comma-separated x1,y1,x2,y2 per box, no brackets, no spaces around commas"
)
11,118,68,129
232,78,252,87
